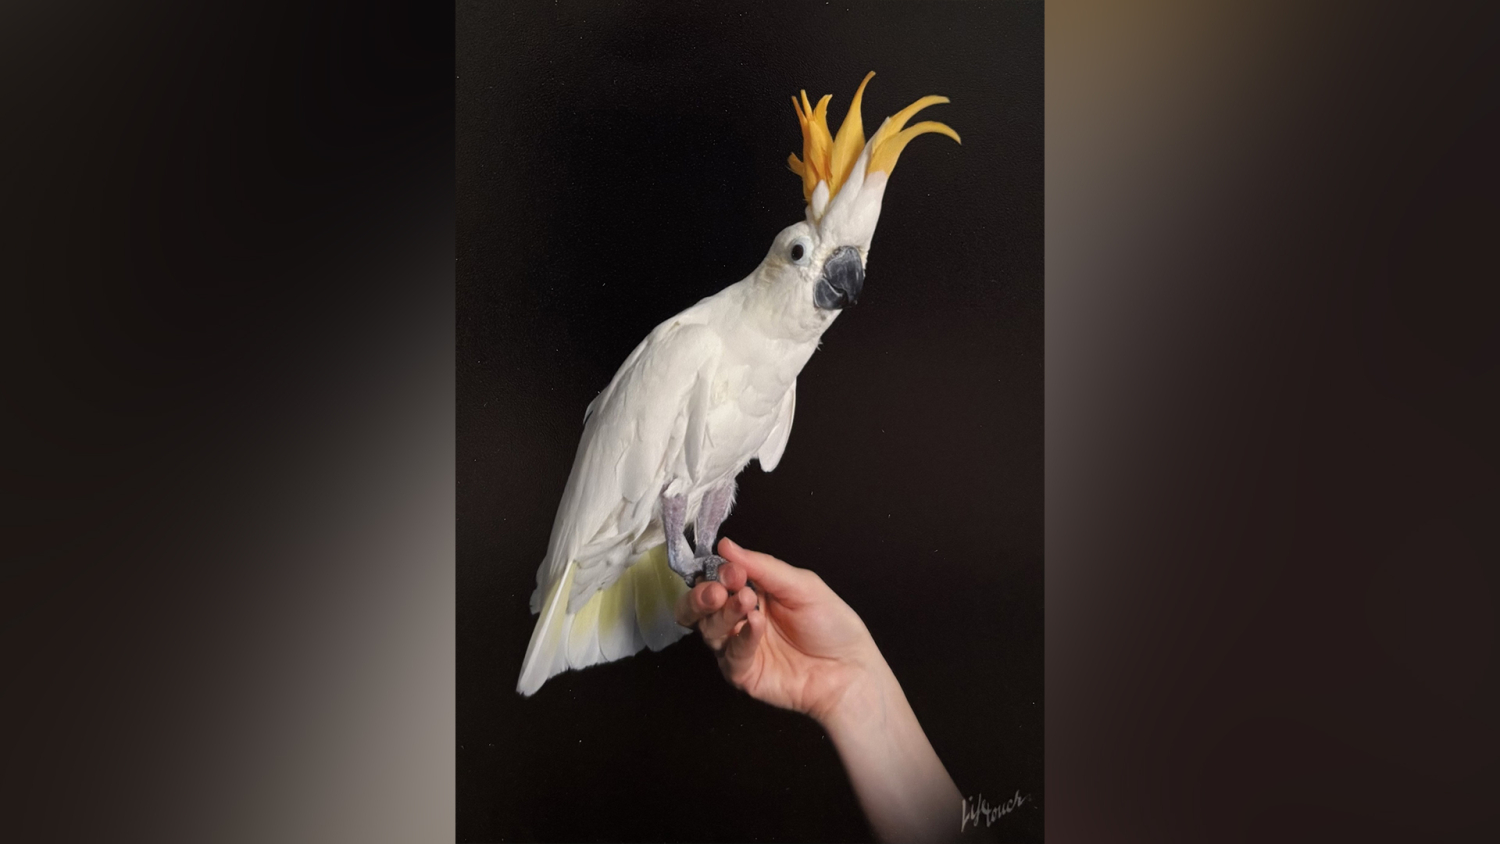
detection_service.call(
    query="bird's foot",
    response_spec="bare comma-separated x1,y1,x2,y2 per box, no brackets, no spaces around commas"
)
691,554,727,586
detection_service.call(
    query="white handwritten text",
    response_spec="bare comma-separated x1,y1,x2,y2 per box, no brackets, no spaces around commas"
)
961,790,1029,832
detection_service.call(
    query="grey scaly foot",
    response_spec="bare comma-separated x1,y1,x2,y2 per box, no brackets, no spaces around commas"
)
687,480,736,586
692,481,736,559
693,554,728,585
660,488,700,586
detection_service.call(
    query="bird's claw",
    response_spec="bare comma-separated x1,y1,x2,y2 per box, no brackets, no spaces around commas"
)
691,554,727,586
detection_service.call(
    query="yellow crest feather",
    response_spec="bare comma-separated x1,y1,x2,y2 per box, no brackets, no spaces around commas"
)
788,72,960,209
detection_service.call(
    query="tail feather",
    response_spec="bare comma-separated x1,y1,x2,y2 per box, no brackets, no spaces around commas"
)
516,544,690,696
517,562,578,696
566,589,605,668
635,545,689,651
598,565,644,661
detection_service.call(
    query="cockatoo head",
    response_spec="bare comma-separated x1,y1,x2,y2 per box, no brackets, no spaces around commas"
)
755,72,959,336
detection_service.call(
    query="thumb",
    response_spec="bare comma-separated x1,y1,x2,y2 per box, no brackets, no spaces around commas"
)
718,537,817,606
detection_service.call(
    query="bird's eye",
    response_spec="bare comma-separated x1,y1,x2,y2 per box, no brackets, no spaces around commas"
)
788,238,811,265
790,243,804,261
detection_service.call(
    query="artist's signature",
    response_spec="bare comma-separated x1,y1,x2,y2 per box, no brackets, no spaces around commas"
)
961,790,1030,832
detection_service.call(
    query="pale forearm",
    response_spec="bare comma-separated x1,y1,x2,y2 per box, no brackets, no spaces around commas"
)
820,659,962,843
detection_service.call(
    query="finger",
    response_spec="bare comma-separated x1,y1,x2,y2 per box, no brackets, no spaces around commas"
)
699,582,757,649
720,606,767,681
737,583,757,613
674,580,727,628
718,537,817,606
699,590,755,650
717,560,748,592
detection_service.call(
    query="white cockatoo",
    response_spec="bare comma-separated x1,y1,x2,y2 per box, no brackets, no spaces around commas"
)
518,73,959,696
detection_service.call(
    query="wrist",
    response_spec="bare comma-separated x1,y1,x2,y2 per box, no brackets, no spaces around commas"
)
815,648,903,739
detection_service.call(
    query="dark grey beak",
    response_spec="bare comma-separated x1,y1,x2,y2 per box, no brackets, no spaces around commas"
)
814,246,865,311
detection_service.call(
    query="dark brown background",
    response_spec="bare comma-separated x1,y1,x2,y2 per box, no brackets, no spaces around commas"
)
4,2,1497,843
457,2,1044,841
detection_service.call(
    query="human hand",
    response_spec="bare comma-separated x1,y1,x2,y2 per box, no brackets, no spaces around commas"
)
675,538,963,842
673,537,885,726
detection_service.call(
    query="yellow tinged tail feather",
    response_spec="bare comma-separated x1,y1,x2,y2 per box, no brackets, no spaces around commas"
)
516,544,690,696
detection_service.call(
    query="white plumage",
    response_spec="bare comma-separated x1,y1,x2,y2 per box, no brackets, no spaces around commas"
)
516,274,817,695
517,74,957,695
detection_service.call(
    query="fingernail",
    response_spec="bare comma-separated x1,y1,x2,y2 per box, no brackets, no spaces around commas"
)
721,537,738,551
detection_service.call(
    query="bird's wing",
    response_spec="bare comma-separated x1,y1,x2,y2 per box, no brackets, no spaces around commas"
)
544,319,720,587
518,315,722,695
756,379,797,472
